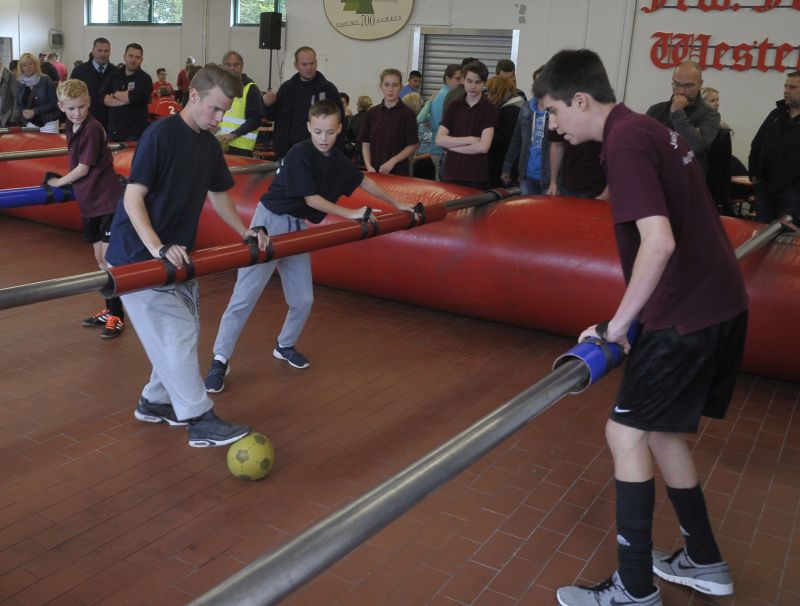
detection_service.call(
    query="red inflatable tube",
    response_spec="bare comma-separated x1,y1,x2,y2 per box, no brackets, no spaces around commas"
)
2,134,799,381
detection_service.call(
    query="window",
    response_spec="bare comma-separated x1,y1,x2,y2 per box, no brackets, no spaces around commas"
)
234,0,287,26
88,1,183,25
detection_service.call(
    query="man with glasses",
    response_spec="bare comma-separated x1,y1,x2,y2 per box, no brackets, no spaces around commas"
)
646,61,720,173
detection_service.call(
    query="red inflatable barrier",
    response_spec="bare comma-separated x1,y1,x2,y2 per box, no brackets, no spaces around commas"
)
2,134,798,381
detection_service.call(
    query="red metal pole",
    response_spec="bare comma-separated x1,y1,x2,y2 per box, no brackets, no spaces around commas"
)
106,205,448,296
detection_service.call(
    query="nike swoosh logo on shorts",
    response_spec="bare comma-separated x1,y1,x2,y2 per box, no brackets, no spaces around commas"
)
614,405,631,413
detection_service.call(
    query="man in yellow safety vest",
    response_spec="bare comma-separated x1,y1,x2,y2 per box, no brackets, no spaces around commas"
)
218,50,264,157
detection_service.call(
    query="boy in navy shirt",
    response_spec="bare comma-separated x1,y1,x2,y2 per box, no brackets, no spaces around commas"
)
534,50,747,606
204,99,414,392
48,79,127,338
106,65,269,447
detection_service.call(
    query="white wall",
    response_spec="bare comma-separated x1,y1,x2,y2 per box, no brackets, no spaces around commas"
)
16,0,800,161
0,0,55,65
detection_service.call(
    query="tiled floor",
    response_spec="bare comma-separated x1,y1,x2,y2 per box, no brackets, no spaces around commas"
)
0,214,798,605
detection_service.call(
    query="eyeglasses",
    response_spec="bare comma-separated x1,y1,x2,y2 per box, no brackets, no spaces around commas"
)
671,81,698,90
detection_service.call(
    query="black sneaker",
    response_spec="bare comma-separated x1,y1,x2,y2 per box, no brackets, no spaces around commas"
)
273,343,310,369
134,397,187,426
82,308,109,327
204,359,230,393
100,315,124,339
187,409,250,448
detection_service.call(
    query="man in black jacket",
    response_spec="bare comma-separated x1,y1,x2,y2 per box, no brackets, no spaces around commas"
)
102,43,153,142
70,37,112,129
749,71,800,222
262,46,345,159
646,61,720,173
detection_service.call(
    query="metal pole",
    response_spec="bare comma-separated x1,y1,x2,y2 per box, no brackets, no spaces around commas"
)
0,143,126,161
734,215,793,261
0,272,110,309
190,359,590,606
0,126,42,134
0,188,512,310
228,161,281,176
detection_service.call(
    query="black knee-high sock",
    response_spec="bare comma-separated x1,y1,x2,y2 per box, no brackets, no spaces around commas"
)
666,484,722,564
616,478,656,598
106,296,124,320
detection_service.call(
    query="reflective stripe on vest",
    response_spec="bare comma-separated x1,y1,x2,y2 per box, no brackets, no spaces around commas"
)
219,82,258,151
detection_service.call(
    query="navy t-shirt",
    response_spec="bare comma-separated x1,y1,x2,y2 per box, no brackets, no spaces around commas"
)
602,104,747,334
261,139,363,224
106,114,234,266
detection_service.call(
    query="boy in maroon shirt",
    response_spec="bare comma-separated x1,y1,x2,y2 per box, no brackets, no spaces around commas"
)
359,68,418,175
436,61,497,189
534,50,747,606
47,79,126,338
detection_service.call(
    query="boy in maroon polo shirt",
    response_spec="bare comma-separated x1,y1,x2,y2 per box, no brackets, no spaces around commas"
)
534,50,748,606
47,79,126,338
360,68,419,175
436,61,497,189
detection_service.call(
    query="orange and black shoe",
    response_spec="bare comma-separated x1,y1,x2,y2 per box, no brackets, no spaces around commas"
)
101,315,124,339
82,308,110,327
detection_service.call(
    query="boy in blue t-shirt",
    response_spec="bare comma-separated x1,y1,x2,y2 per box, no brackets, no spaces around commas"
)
204,99,414,393
105,65,269,448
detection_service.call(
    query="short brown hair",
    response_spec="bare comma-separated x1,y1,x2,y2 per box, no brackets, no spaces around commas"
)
308,99,340,123
190,64,243,99
379,68,402,84
294,46,316,61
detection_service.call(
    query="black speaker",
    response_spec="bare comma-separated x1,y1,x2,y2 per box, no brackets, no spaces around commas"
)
259,12,282,50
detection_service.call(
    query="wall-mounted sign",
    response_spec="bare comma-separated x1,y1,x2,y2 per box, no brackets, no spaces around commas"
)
640,0,800,71
324,0,414,41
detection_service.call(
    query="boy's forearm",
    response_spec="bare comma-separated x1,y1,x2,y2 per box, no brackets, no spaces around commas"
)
52,163,90,187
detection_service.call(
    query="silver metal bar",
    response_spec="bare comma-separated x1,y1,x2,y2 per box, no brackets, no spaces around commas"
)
0,143,126,161
0,126,42,134
734,215,793,261
0,272,110,310
190,359,589,606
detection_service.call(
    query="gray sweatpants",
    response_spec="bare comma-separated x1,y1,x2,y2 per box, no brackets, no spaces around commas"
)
212,204,313,361
122,279,213,421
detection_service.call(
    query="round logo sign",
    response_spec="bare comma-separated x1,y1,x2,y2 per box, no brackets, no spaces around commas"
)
324,0,415,41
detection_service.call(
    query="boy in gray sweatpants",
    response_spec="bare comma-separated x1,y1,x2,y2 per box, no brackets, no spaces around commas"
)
205,99,413,392
105,65,268,447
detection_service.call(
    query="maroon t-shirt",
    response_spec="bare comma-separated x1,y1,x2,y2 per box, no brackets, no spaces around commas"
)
440,95,498,184
66,115,124,217
549,131,606,196
359,101,419,176
602,104,747,334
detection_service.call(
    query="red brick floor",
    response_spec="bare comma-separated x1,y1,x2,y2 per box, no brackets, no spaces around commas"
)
0,215,798,605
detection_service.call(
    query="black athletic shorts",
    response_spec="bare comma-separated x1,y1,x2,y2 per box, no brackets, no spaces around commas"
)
611,310,748,433
82,213,114,244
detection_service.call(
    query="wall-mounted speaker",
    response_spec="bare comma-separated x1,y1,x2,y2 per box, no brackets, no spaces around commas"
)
259,12,282,50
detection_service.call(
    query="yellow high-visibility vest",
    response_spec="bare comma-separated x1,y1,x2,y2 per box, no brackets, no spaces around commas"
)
219,82,258,151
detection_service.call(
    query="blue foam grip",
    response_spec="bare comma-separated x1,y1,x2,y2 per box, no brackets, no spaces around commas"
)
553,321,641,394
0,185,74,209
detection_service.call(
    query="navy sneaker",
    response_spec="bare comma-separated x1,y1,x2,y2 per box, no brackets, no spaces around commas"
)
652,548,733,596
204,359,230,393
273,343,310,369
187,409,250,448
134,397,187,426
